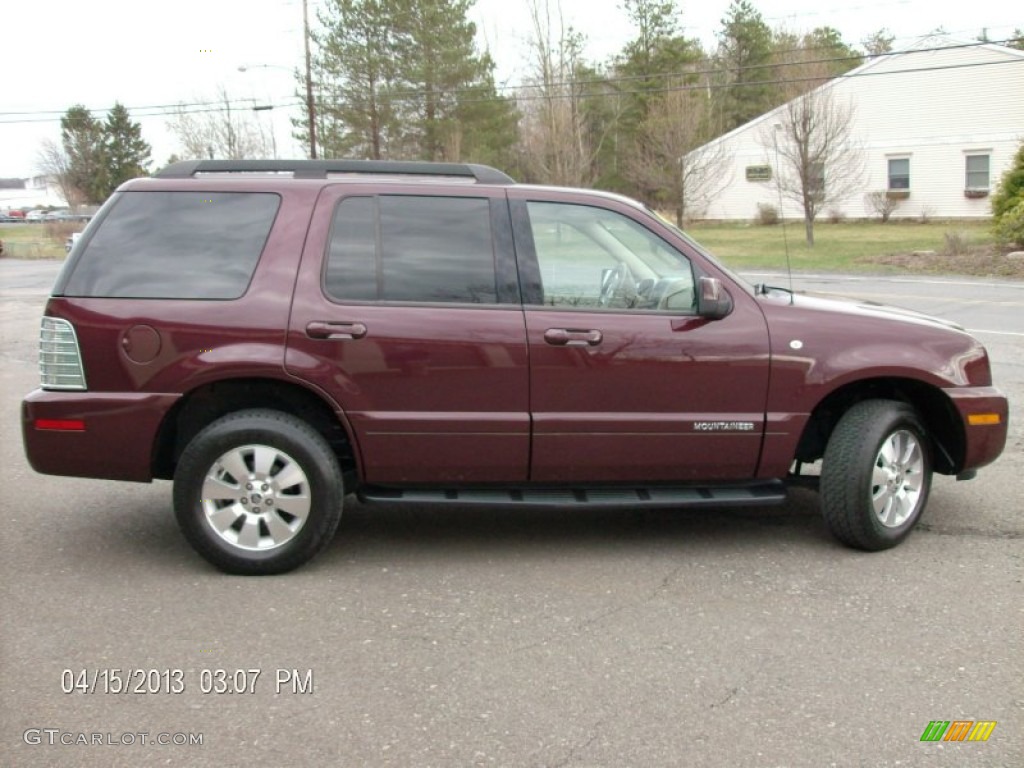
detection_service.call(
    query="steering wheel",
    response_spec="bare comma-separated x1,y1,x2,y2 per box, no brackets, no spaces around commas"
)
598,262,629,307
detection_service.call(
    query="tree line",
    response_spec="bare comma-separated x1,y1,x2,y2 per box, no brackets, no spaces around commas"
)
295,0,873,220
37,0,1024,220
37,103,150,207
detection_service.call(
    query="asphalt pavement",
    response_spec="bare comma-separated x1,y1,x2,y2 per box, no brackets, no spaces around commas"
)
1,259,1021,767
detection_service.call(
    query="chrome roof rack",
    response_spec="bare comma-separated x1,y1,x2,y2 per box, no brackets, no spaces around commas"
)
156,159,515,184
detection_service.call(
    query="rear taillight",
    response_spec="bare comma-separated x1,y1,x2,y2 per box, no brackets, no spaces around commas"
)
39,317,87,390
34,419,86,431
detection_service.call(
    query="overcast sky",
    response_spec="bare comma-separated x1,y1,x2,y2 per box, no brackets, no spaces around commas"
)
1,0,1019,180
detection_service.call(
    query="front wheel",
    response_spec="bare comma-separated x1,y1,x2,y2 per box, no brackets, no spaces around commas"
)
173,410,343,574
821,400,932,551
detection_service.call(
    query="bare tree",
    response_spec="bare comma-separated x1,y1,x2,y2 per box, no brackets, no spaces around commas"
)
861,28,895,55
760,78,864,246
626,82,729,226
679,137,731,225
167,87,275,160
517,0,607,186
36,138,81,206
864,190,901,222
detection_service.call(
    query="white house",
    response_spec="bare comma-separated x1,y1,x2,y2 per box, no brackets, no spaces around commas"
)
688,36,1024,221
0,176,66,212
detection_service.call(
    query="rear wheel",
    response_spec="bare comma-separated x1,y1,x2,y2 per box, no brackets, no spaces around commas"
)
821,400,932,550
173,409,343,574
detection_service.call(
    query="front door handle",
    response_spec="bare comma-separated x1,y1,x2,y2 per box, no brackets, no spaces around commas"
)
305,321,368,340
543,328,603,347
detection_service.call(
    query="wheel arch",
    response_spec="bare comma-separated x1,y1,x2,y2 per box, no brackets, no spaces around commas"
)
151,377,360,482
794,377,965,475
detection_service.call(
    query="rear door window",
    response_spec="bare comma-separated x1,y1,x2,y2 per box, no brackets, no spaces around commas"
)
324,195,498,304
61,191,279,299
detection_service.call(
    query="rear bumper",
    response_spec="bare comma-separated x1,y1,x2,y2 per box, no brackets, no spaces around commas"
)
22,389,180,482
947,386,1009,473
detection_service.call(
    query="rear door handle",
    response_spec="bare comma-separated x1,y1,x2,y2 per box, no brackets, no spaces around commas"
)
305,321,368,340
543,328,603,347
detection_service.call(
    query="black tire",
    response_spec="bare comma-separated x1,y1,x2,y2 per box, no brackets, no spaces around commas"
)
820,400,932,551
173,409,343,574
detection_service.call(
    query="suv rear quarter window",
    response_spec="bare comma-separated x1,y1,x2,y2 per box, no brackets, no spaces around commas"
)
60,191,280,299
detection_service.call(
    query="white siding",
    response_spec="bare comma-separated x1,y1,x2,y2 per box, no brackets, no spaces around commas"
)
692,38,1024,221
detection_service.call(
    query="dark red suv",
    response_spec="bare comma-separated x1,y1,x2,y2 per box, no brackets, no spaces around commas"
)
22,160,1008,573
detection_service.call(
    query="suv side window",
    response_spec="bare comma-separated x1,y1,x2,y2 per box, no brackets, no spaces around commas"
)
325,195,498,304
526,201,695,312
62,191,279,299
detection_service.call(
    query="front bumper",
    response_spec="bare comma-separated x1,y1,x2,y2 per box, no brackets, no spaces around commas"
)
947,386,1009,473
22,389,180,482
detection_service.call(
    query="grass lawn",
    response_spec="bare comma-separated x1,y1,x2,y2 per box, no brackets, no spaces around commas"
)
683,219,1022,276
0,223,71,259
3,217,1020,278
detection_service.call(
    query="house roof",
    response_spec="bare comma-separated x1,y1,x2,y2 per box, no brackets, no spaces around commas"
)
688,35,1024,157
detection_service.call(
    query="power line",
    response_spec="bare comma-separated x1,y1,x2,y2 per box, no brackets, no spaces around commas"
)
311,47,1024,107
489,37,1019,98
0,38,1020,124
301,36,1022,104
0,100,306,126
0,98,267,118
307,55,1024,112
2,36,1016,119
497,55,1024,104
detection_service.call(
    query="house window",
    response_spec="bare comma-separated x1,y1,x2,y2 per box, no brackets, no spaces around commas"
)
965,154,990,190
809,162,825,195
888,158,910,190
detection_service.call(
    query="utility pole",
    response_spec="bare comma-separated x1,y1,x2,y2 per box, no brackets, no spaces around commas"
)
303,0,318,158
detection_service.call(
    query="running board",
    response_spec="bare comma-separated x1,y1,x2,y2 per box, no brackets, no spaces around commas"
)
358,482,786,509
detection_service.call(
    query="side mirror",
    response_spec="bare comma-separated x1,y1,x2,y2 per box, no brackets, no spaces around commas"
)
697,276,733,320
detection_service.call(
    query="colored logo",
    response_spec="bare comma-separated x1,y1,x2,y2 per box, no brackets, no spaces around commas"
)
920,720,996,742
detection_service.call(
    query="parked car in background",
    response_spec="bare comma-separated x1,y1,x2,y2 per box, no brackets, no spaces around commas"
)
25,210,47,222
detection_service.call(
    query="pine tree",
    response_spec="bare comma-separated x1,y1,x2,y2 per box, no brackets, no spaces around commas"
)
303,0,516,163
449,51,519,168
715,0,774,130
102,102,151,197
61,106,107,205
393,0,517,162
993,141,1024,219
615,0,704,205
769,26,862,107
793,27,862,79
617,0,700,121
992,141,1024,246
307,0,402,159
